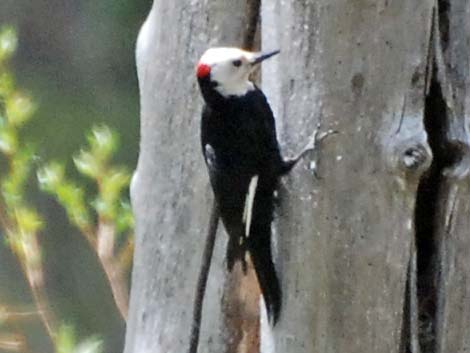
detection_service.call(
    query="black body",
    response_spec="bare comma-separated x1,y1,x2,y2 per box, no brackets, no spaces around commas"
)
199,76,292,324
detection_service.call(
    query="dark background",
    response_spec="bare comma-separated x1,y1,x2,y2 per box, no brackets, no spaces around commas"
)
0,1,152,351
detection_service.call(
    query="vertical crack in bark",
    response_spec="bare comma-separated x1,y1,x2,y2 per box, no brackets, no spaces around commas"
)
412,1,453,349
414,65,445,353
242,0,261,51
436,0,449,53
399,261,411,353
400,241,420,353
245,0,262,84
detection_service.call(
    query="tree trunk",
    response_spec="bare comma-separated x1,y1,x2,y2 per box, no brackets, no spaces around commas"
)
125,2,254,353
263,0,426,351
433,1,470,352
126,1,470,353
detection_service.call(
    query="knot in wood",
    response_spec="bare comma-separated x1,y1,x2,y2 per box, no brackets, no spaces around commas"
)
399,144,432,172
442,140,470,180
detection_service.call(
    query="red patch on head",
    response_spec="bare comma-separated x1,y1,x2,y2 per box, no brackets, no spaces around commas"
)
196,63,211,78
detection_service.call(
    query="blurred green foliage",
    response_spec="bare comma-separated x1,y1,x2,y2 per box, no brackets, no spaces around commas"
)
56,325,102,353
0,26,16,62
73,126,132,228
0,24,135,352
38,161,91,231
0,0,150,167
0,1,150,351
38,124,134,236
38,125,134,322
0,24,44,280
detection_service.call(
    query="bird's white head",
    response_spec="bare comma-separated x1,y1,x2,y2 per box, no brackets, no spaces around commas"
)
196,47,280,97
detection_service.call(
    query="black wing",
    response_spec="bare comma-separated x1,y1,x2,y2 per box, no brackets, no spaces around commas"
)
246,88,285,174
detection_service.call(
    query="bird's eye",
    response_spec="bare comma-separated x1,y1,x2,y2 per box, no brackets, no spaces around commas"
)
232,59,242,67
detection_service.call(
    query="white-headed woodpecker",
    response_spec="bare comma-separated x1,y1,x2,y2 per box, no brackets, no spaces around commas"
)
196,47,318,325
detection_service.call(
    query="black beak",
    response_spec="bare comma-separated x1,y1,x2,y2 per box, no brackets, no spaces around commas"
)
251,50,280,65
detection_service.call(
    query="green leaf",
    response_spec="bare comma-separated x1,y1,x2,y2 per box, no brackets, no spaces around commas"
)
0,26,17,63
0,71,15,97
6,92,36,126
73,150,101,179
115,201,134,233
38,163,92,230
74,336,103,353
15,206,43,235
1,147,34,208
0,127,18,155
101,167,130,201
88,125,117,162
37,162,65,192
94,168,130,220
56,324,76,353
55,324,103,353
55,183,91,229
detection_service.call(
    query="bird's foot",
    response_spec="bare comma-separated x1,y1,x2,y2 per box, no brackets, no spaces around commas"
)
297,123,338,160
284,123,338,176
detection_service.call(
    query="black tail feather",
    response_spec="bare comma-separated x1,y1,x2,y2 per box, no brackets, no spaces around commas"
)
226,235,238,271
249,243,281,325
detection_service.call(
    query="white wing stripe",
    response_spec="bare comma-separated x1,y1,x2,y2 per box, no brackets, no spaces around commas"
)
243,175,259,237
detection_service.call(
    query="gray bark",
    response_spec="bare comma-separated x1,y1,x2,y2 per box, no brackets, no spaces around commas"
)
126,1,470,353
434,0,470,352
125,2,252,353
263,0,433,352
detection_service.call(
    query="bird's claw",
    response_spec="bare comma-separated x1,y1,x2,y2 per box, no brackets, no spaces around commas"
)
317,128,338,142
281,123,338,177
297,125,338,160
307,125,338,151
298,125,338,178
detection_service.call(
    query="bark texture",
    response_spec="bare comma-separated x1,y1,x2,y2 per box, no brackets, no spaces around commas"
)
125,2,252,353
433,0,470,352
262,0,434,352
126,0,470,352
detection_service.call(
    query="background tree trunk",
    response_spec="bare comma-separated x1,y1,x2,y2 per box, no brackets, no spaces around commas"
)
262,0,470,352
126,1,470,353
125,2,253,353
433,1,470,352
262,0,433,352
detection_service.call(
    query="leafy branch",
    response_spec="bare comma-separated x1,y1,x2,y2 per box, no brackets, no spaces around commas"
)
38,126,134,320
0,25,57,350
0,25,133,351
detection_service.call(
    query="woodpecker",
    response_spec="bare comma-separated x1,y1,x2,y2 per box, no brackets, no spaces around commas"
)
196,47,319,325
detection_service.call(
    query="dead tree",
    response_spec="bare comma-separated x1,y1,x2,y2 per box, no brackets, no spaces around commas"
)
125,1,470,352
125,1,260,353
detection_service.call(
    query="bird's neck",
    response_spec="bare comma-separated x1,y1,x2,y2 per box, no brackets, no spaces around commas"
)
216,80,254,97
198,77,255,110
